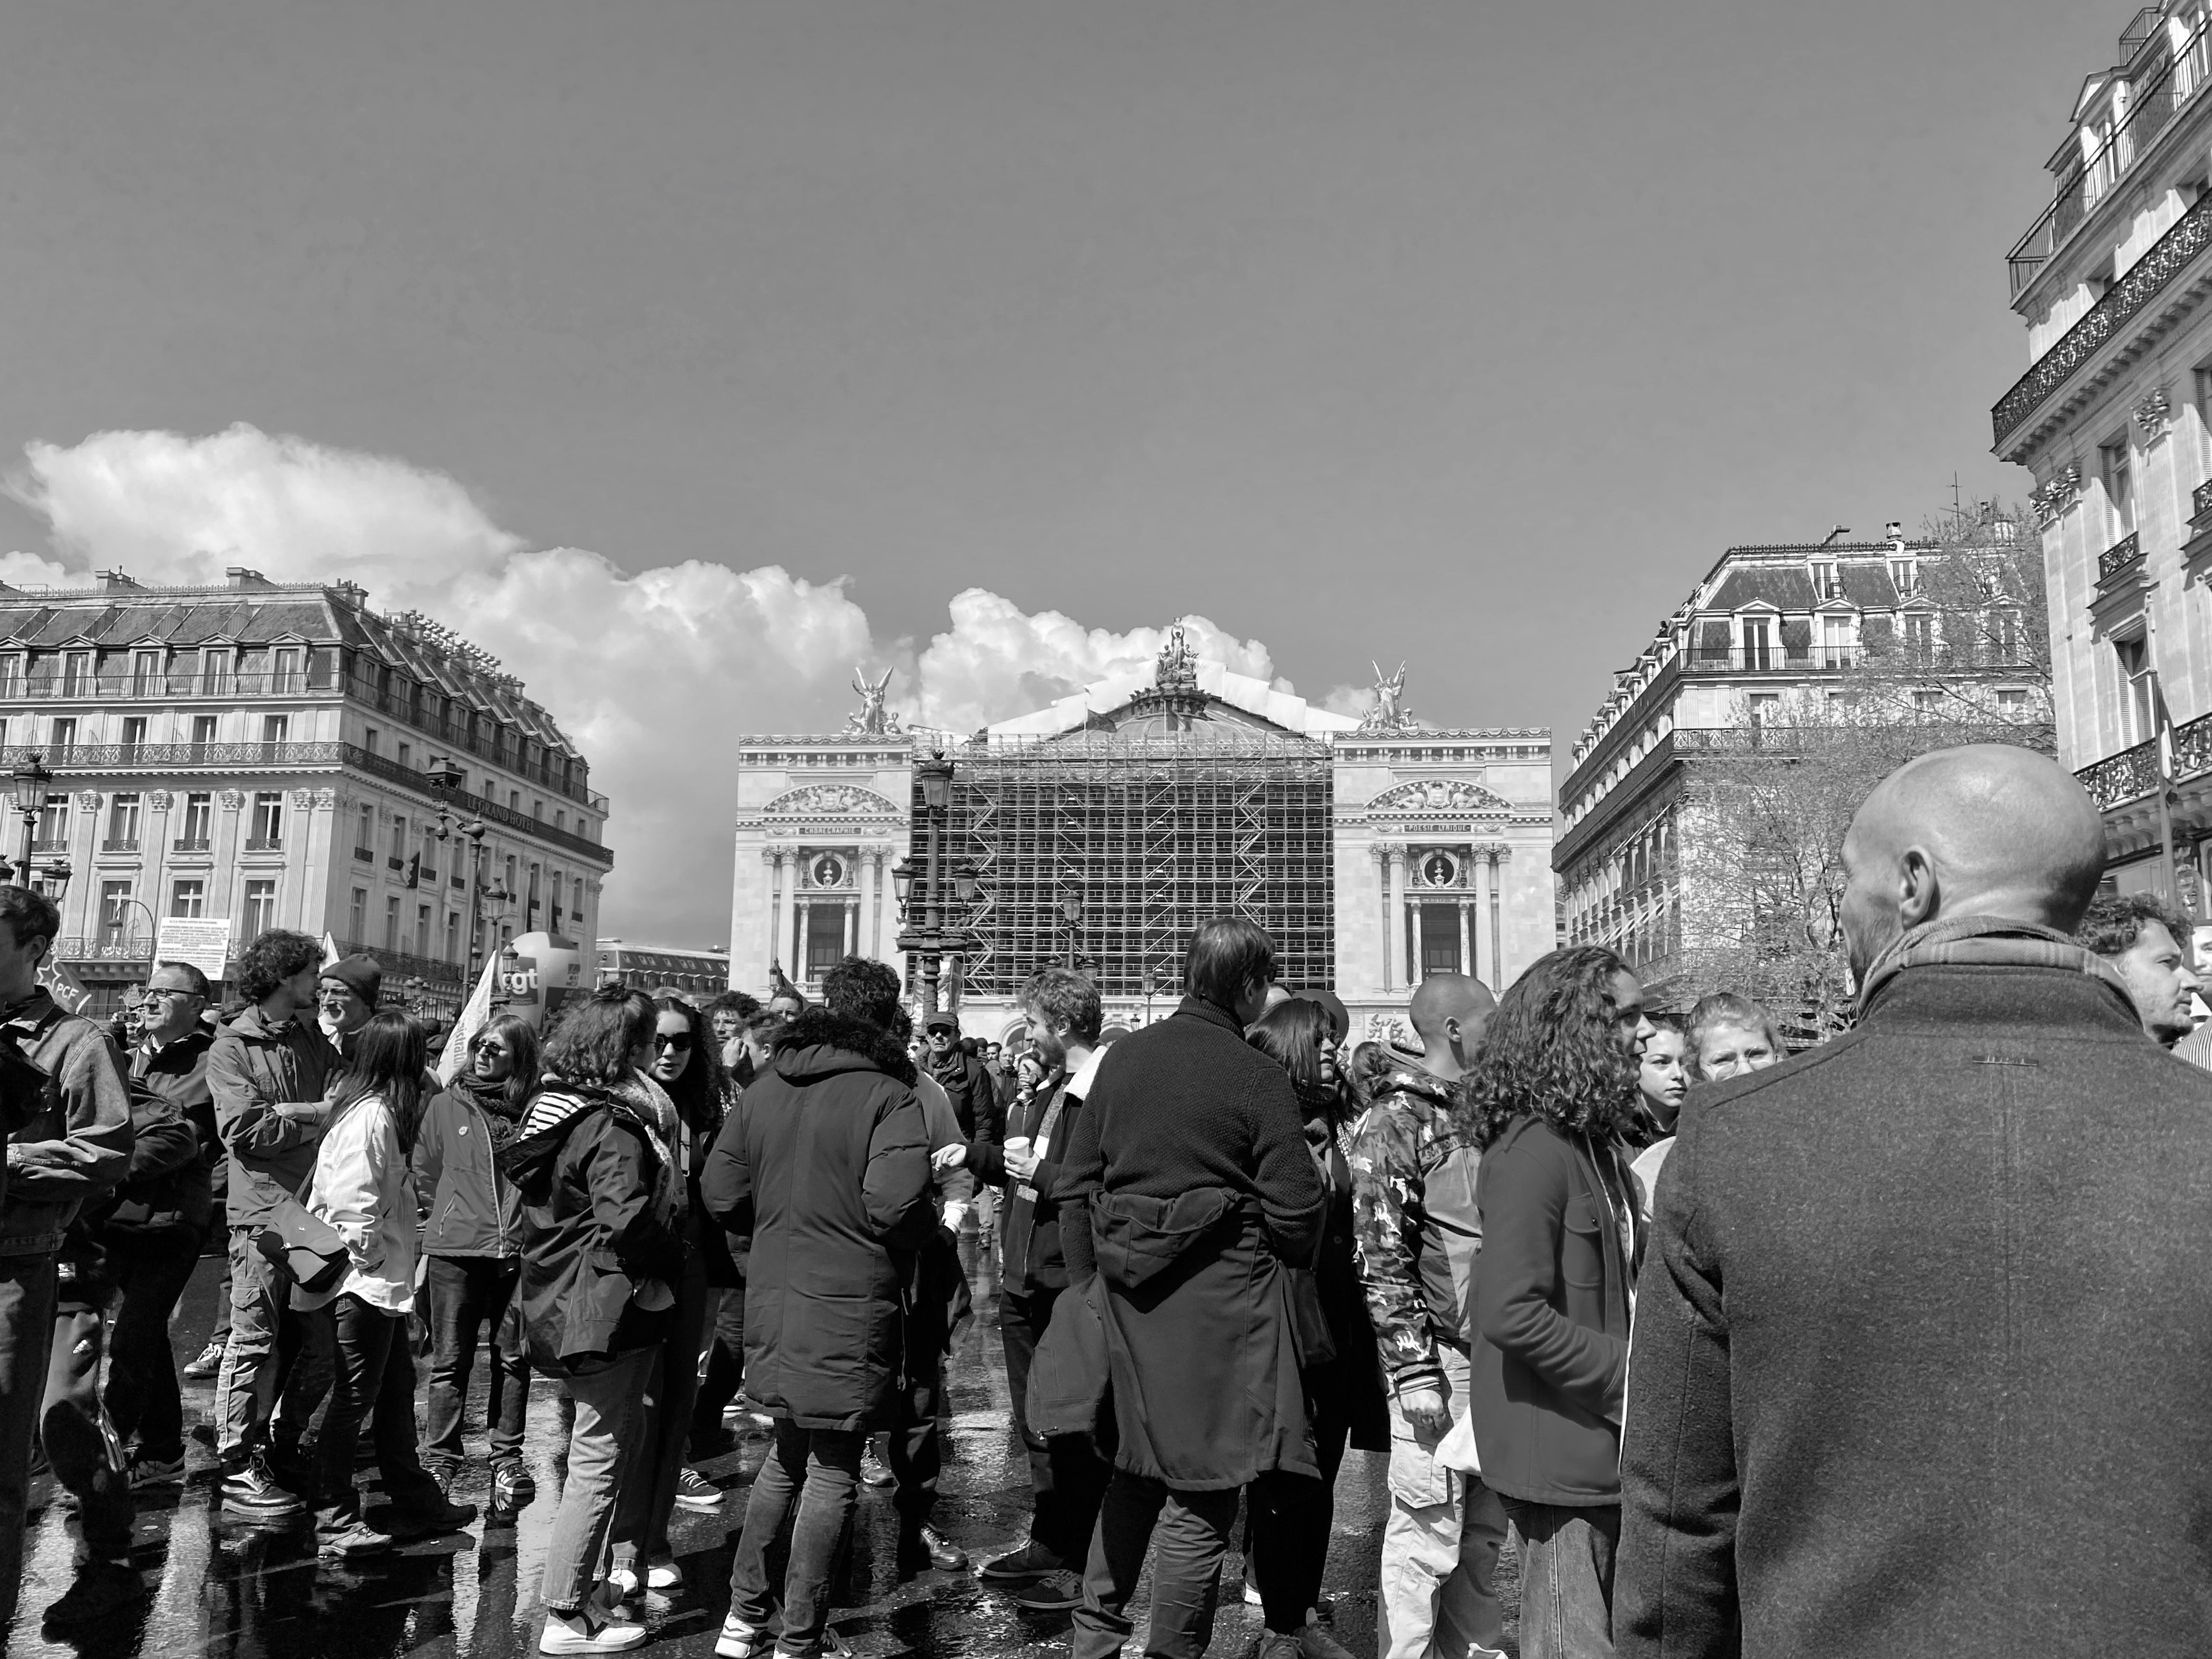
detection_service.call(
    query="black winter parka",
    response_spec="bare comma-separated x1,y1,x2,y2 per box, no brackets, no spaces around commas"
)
701,1010,934,1432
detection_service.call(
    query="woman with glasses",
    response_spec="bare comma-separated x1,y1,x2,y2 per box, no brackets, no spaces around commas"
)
607,996,738,1604
414,1012,542,1512
302,1012,477,1558
508,987,686,1655
1241,998,1388,1659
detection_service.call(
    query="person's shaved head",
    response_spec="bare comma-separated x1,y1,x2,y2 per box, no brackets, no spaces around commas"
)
1407,972,1496,1081
1840,744,2107,981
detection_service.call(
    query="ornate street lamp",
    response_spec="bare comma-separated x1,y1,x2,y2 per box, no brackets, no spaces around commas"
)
10,754,49,891
41,858,71,904
426,758,492,989
895,751,975,1017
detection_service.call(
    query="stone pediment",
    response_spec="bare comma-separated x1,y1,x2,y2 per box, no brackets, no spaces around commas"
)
1367,778,1511,817
764,783,902,817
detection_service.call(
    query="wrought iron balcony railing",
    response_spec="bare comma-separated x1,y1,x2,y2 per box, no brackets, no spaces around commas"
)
98,838,138,853
171,837,210,853
2077,736,2164,810
244,837,282,853
2099,531,2145,584
2074,710,2212,810
1996,187,2212,446
2007,15,2211,299
0,741,611,864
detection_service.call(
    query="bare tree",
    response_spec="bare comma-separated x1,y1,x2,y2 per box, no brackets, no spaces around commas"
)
1658,502,2054,1038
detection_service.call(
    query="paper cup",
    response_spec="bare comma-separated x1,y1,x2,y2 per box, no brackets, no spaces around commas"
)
1003,1137,1032,1157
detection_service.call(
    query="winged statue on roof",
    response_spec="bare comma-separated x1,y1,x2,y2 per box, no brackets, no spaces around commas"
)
844,666,901,736
1357,661,1418,734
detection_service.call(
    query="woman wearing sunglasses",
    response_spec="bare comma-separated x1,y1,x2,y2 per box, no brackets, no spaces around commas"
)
607,996,738,1604
414,1012,543,1513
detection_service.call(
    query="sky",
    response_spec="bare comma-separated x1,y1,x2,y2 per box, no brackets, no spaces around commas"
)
0,0,2127,944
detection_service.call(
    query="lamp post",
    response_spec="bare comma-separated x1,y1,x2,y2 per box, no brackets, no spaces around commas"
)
482,879,514,1011
9,754,50,892
893,751,980,1017
426,759,492,989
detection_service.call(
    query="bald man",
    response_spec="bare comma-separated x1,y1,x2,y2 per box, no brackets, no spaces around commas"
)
1618,745,2212,1659
1346,972,1507,1659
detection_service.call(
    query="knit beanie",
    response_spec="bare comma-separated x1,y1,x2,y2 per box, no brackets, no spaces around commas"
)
321,953,383,1005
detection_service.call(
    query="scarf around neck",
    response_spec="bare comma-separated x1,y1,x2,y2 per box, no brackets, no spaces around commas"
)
1856,914,2137,1016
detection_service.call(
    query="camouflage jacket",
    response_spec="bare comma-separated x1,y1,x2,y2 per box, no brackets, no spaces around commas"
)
1346,1062,1481,1398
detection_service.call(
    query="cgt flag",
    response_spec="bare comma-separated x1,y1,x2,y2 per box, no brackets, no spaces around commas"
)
437,951,501,1084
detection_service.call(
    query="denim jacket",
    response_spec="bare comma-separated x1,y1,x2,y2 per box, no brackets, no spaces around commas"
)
0,989,135,1258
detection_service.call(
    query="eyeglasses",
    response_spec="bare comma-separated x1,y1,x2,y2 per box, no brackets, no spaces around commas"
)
653,1032,694,1053
142,987,201,1003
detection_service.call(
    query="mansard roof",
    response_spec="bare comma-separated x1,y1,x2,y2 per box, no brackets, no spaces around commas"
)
0,576,583,759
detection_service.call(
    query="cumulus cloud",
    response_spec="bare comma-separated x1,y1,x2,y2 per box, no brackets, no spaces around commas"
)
1,425,1305,951
908,591,1282,736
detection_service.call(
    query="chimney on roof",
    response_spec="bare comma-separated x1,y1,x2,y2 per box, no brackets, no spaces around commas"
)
1885,521,1904,549
225,567,273,590
96,569,138,592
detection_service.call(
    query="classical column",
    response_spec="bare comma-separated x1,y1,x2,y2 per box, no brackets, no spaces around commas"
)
1458,898,1473,981
776,853,798,977
1409,904,1425,987
766,850,788,974
859,851,879,960
1369,844,1391,993
1488,847,1508,987
1386,844,1409,992
841,895,856,957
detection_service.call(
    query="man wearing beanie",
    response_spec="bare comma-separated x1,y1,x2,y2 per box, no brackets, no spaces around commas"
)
318,956,382,1060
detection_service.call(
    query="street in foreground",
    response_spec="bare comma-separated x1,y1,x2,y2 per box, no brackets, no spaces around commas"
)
10,1235,1524,1659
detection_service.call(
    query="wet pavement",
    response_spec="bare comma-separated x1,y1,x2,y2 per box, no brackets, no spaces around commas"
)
8,1233,1523,1657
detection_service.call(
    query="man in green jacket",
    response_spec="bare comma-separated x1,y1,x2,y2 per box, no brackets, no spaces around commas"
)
208,928,333,1522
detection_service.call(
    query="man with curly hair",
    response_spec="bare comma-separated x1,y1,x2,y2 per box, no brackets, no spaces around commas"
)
1345,973,1508,1659
208,926,337,1522
1466,946,1652,1658
2075,890,2202,1050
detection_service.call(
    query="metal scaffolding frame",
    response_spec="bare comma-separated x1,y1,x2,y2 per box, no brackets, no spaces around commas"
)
923,727,1335,1000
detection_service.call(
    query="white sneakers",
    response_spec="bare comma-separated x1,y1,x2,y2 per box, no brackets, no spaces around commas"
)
539,1607,646,1654
715,1613,767,1658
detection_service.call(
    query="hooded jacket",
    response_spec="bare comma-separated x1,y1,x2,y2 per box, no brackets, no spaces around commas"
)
209,1003,335,1229
700,1008,933,1431
0,989,135,1260
499,1081,686,1371
416,1070,528,1259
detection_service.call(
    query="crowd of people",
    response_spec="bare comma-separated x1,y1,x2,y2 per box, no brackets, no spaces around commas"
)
2,741,2210,1658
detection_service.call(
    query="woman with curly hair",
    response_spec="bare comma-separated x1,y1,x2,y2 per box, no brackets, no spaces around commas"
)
1462,945,1653,1659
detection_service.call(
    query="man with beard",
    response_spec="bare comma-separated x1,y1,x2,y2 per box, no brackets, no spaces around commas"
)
2074,892,2203,1051
943,967,1112,1610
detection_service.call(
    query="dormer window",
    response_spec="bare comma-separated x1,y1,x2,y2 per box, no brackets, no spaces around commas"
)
1810,559,1839,599
1890,556,1918,596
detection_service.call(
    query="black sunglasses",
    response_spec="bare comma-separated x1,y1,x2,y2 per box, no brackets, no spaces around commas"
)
653,1032,694,1053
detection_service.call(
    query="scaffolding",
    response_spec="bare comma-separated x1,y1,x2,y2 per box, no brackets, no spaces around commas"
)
924,726,1336,1000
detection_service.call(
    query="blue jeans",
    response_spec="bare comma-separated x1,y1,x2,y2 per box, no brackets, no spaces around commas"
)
1503,1499,1619,1659
422,1255,529,1462
726,1422,865,1657
540,1344,655,1615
